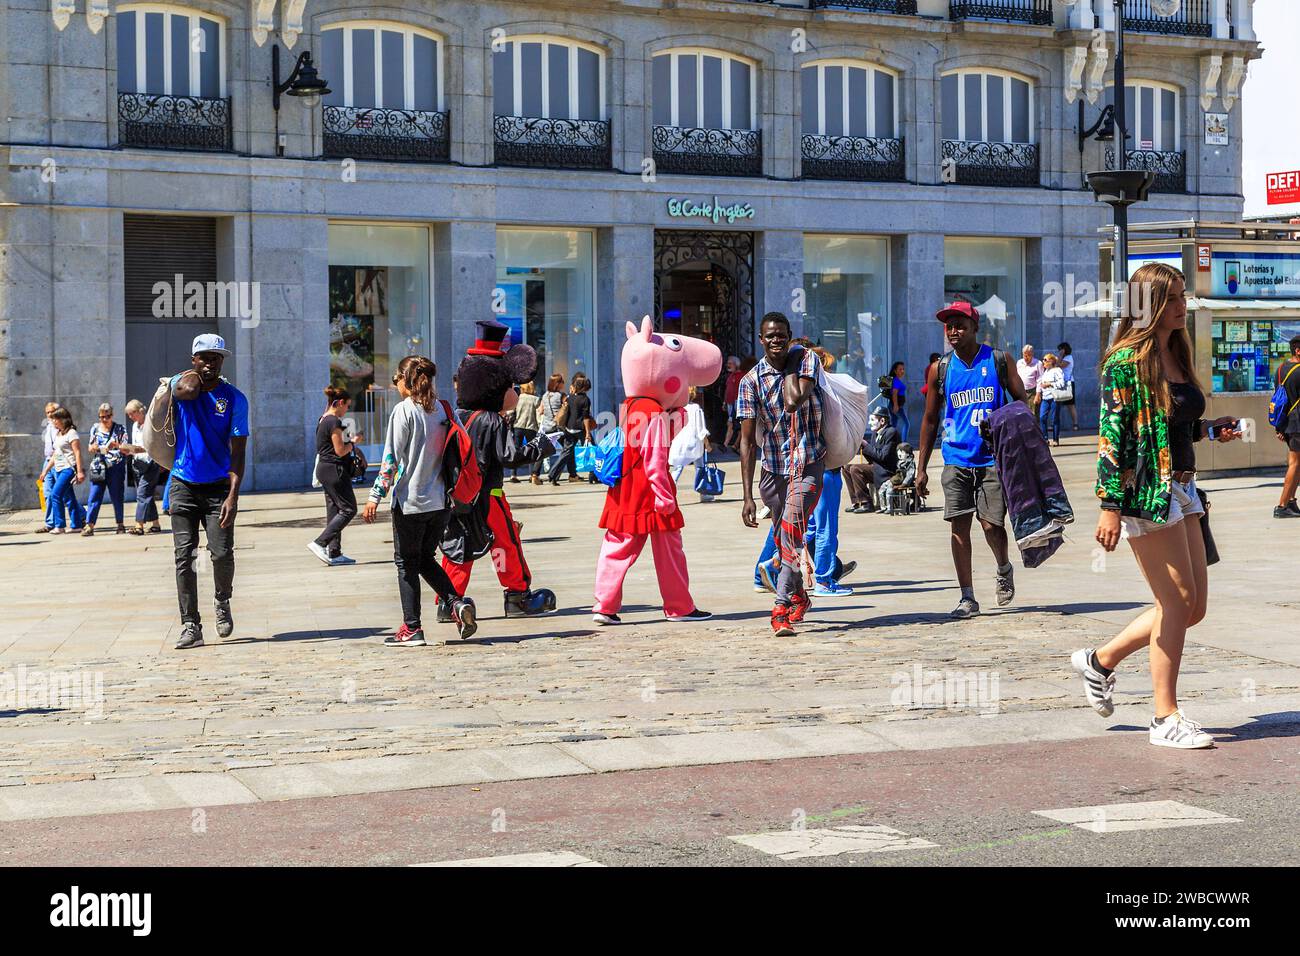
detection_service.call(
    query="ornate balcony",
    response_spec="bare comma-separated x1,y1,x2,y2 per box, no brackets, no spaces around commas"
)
1123,0,1212,37
802,134,905,183
809,0,918,12
117,92,231,152
652,126,763,178
492,116,612,171
949,0,1052,25
322,106,450,163
1106,147,1187,194
942,140,1040,187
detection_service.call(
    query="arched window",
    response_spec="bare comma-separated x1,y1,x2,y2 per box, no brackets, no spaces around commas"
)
652,49,755,131
800,61,897,139
1105,81,1180,152
319,22,443,112
492,36,605,121
941,68,1035,144
116,4,224,98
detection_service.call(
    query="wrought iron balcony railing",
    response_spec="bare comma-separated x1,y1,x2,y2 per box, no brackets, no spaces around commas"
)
1123,0,1212,37
323,106,450,163
492,115,612,171
117,92,232,152
652,126,763,178
1106,147,1187,194
802,134,905,183
942,140,1040,187
809,0,918,13
949,0,1052,25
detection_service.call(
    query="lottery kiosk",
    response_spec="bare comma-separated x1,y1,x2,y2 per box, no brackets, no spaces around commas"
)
1100,220,1300,473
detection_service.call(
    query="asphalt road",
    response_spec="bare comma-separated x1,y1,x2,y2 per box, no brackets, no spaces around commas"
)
4,712,1295,868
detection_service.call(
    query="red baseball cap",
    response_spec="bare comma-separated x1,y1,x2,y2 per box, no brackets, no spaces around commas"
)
936,300,980,326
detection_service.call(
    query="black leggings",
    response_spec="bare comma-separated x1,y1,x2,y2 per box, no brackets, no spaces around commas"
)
315,460,358,557
391,502,458,630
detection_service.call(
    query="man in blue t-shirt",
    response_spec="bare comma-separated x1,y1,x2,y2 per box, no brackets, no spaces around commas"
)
170,333,249,649
915,301,1028,620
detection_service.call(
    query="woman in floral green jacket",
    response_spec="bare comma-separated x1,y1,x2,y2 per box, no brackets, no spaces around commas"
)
1071,263,1240,750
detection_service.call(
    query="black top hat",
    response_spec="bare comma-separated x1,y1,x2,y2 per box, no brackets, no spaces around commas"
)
468,319,509,357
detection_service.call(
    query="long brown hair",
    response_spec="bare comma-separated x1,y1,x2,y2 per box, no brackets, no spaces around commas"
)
396,355,437,412
1103,262,1200,413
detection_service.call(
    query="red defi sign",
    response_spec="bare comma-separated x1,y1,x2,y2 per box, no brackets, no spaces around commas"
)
1266,170,1300,206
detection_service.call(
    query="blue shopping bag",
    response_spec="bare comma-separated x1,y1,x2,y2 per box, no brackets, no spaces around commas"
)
592,427,624,487
694,452,725,497
574,442,598,473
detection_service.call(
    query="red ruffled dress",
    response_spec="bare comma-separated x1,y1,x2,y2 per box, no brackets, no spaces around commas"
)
598,397,684,534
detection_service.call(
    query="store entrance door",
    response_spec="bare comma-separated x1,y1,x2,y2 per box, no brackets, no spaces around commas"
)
654,230,754,438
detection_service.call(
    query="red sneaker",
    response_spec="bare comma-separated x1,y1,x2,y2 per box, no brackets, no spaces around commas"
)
384,623,426,647
787,590,811,624
771,605,795,637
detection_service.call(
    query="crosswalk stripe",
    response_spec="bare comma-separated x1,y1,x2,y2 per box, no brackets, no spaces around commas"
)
411,851,604,867
729,824,938,860
1033,800,1242,833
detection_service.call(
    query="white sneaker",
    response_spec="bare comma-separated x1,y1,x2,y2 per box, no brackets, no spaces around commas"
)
1148,710,1215,749
592,612,621,625
307,541,333,566
1070,648,1116,718
757,505,771,521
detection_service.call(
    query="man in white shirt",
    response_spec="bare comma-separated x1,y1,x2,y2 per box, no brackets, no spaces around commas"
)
1017,345,1042,410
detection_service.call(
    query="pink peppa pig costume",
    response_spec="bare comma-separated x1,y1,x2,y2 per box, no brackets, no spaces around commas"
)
592,316,722,624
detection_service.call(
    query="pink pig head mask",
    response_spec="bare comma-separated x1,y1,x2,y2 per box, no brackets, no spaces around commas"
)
622,315,723,409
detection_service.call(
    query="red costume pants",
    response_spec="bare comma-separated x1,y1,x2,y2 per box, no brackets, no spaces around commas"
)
442,493,531,594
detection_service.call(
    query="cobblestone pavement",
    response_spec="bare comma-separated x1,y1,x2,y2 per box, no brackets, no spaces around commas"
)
2,435,1297,789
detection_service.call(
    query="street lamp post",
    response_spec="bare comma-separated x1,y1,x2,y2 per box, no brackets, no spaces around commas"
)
1084,0,1184,320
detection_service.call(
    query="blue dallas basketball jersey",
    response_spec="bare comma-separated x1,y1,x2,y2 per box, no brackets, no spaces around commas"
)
941,345,1006,469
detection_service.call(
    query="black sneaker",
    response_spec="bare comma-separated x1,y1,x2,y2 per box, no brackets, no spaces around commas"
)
175,623,204,649
453,598,478,640
1288,500,1300,516
665,608,712,622
214,600,234,638
592,612,622,625
436,600,454,624
835,560,858,582
1274,506,1300,519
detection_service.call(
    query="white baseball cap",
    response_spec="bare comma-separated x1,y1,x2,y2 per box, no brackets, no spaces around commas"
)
191,333,231,357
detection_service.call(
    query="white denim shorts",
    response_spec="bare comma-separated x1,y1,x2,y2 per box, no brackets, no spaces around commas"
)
1121,477,1204,539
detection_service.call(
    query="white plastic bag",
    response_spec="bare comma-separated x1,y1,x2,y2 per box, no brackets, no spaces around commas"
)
817,367,870,470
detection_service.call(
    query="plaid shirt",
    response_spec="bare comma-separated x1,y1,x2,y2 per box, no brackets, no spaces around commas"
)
736,348,826,476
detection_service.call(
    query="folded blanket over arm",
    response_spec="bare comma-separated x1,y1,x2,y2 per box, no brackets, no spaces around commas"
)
985,402,1074,568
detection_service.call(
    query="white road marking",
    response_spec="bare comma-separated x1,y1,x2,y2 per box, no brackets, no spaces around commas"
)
729,824,938,860
1033,800,1242,833
411,851,604,867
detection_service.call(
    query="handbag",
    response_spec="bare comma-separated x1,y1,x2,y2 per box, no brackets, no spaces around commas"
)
1052,380,1075,404
694,452,725,497
555,397,571,430
440,506,494,564
1195,488,1219,566
88,453,108,485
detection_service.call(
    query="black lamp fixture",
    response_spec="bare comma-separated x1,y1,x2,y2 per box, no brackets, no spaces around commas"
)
272,45,330,111
1078,102,1116,151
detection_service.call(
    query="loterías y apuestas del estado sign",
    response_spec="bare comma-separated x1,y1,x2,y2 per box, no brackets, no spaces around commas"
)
667,196,755,225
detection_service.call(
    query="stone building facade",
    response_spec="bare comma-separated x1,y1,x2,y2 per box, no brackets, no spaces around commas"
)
0,0,1261,507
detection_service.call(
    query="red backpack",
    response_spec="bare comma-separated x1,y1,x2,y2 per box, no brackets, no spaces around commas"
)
440,401,483,513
